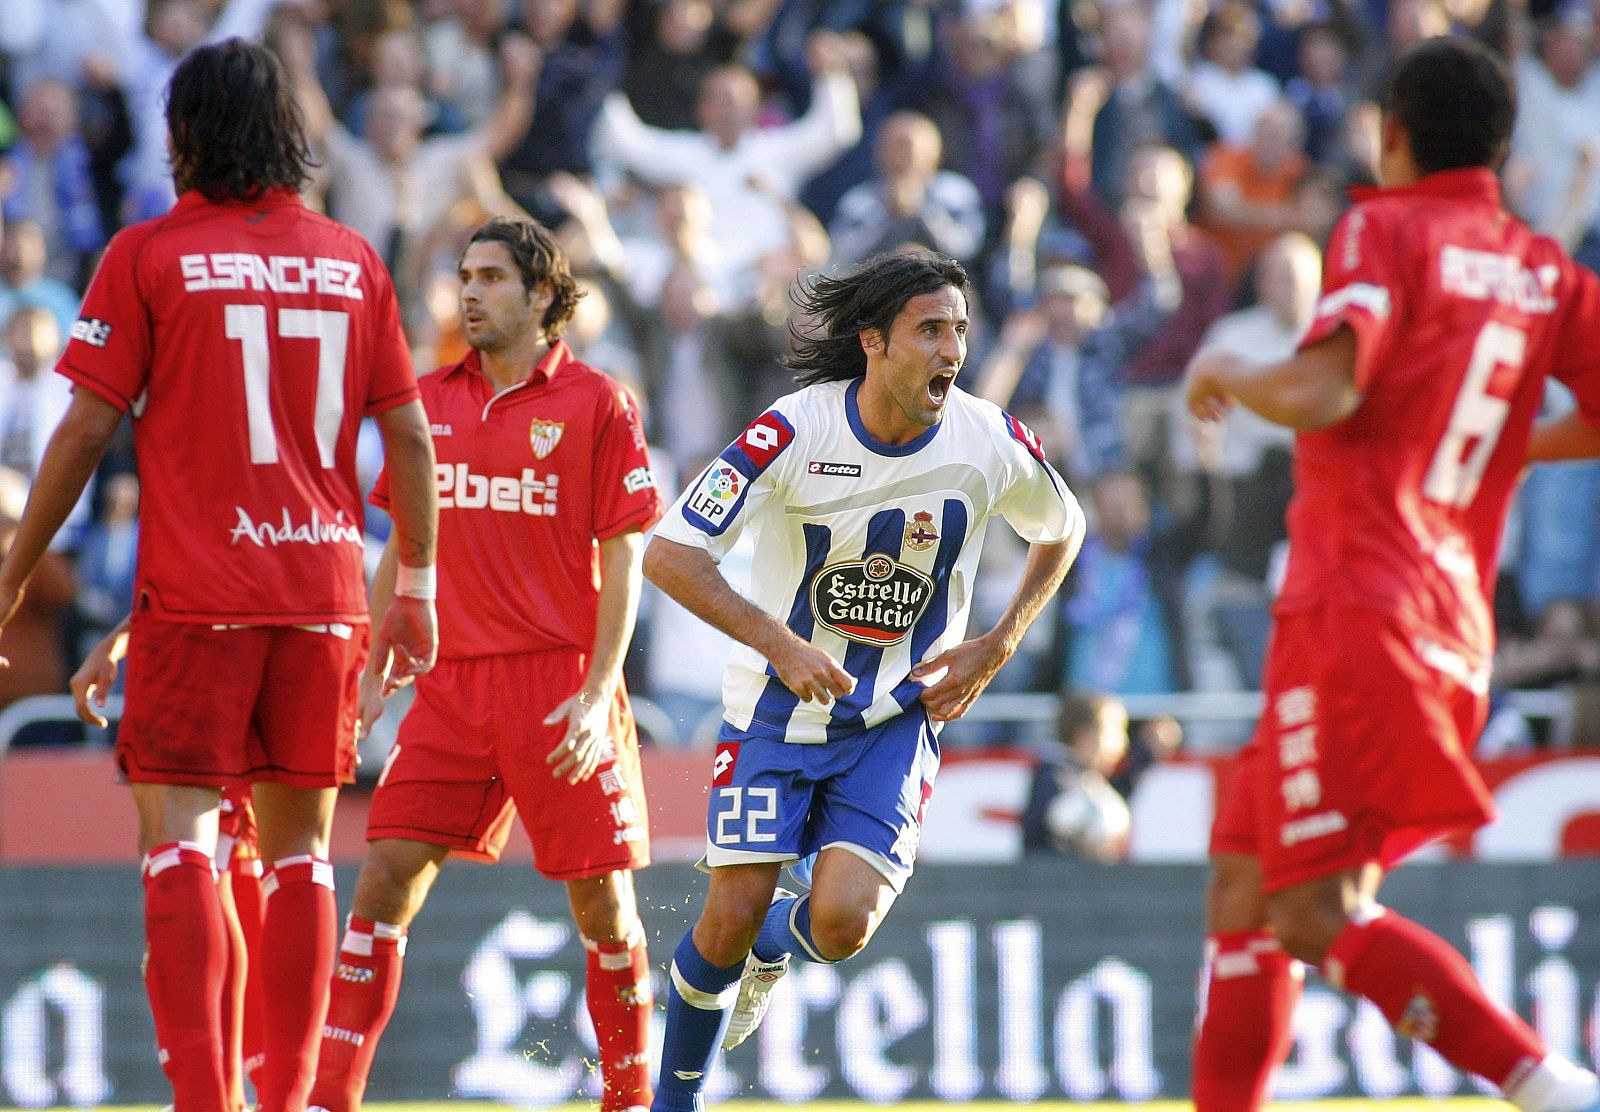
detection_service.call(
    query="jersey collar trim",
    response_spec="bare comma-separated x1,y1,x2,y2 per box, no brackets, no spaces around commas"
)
844,377,944,457
172,187,303,214
1349,167,1500,207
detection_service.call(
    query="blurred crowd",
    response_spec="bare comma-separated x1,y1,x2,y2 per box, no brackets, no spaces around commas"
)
2,0,1600,764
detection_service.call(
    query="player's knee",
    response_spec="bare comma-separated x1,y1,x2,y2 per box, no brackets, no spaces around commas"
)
353,849,434,924
807,903,875,962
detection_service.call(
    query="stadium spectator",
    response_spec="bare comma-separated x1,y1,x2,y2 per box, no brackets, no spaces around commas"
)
1,78,108,288
73,471,140,652
596,35,859,307
829,110,985,267
344,27,470,141
0,465,75,718
0,306,71,485
1186,1,1282,146
421,0,508,130
1285,23,1357,164
0,217,86,336
1197,98,1310,288
0,40,439,1112
621,0,748,130
1020,689,1133,860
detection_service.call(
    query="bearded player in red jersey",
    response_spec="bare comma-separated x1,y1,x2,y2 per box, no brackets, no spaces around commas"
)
0,39,439,1112
307,217,662,1112
1186,37,1600,1112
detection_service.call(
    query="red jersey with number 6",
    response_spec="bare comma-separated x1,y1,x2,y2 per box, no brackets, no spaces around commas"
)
56,189,419,625
1285,168,1600,658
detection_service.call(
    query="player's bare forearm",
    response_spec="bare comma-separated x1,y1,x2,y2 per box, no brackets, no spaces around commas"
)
0,391,120,600
643,536,793,657
1527,409,1600,462
367,535,399,675
583,530,644,701
374,400,439,571
989,533,1083,659
643,535,853,702
1186,328,1361,431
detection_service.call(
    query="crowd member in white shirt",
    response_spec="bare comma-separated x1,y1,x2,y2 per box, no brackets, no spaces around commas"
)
1186,0,1282,146
595,30,859,306
1508,2,1600,257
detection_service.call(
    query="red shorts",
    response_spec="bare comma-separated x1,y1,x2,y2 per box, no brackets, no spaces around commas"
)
1209,605,1494,893
118,615,366,788
218,781,259,870
367,650,651,879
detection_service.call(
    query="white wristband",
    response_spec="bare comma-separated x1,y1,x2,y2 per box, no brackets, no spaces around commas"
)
394,563,437,600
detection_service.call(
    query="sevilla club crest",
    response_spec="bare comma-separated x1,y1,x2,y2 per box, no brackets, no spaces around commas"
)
529,419,565,460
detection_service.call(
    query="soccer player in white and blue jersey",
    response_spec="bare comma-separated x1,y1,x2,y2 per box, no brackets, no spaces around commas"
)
642,251,1086,1111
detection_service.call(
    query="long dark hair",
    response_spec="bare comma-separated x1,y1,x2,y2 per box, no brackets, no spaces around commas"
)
166,39,314,203
464,217,583,341
785,251,969,386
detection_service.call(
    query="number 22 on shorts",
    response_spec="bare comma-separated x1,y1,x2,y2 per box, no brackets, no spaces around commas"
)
714,786,779,845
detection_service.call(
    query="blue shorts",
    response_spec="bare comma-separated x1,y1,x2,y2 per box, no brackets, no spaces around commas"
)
703,709,940,892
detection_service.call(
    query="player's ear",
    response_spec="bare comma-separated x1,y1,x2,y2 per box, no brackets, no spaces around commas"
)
859,328,884,355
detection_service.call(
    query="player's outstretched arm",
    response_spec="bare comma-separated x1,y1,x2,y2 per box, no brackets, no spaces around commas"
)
643,535,855,705
1185,326,1361,431
0,391,121,662
913,529,1084,723
373,400,440,687
1528,410,1600,462
545,529,644,784
71,615,130,728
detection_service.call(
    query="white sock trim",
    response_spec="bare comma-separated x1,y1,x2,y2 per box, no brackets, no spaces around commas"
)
669,960,739,1011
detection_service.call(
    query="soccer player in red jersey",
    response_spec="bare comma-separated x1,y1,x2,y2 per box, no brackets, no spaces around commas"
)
1185,37,1600,1112
0,39,439,1112
308,217,663,1112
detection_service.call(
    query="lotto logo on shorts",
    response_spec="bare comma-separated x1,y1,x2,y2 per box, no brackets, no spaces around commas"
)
712,741,740,787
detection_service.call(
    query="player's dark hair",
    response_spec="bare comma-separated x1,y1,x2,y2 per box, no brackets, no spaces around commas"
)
785,251,970,385
464,217,583,341
166,39,314,202
1385,35,1515,176
1057,689,1119,747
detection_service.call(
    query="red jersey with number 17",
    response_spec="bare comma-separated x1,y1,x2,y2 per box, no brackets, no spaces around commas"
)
1285,169,1600,659
370,343,662,660
57,189,419,625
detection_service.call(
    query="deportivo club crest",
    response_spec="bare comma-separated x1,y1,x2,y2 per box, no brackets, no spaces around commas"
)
529,419,565,460
904,511,939,552
810,554,935,646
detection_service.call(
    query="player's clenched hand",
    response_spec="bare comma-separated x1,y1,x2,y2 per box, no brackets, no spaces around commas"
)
544,690,610,785
1183,349,1243,423
373,595,438,692
356,671,387,741
912,636,1006,722
70,646,118,728
769,636,854,706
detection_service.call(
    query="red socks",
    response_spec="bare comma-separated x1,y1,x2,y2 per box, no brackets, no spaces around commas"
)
258,856,337,1112
142,842,230,1112
1192,930,1302,1112
307,916,408,1112
229,859,267,1093
1324,907,1546,1089
584,935,654,1112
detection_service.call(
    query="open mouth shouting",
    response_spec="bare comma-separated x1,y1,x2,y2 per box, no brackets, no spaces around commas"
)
928,370,957,406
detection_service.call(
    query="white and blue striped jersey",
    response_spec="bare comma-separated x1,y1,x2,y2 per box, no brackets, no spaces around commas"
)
653,377,1083,744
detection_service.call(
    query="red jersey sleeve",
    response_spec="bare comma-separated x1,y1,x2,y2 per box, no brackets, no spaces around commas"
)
55,228,155,411
1552,258,1600,427
1300,204,1405,392
360,259,421,416
590,380,662,540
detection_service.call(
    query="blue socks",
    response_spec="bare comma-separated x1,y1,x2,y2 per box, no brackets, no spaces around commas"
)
752,892,834,965
653,934,743,1112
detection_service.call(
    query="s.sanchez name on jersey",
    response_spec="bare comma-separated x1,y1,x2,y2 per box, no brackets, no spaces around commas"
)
654,377,1084,744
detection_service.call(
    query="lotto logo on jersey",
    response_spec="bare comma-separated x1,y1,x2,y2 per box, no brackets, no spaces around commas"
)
70,317,112,347
811,554,935,646
712,741,739,787
734,411,794,469
436,463,559,516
